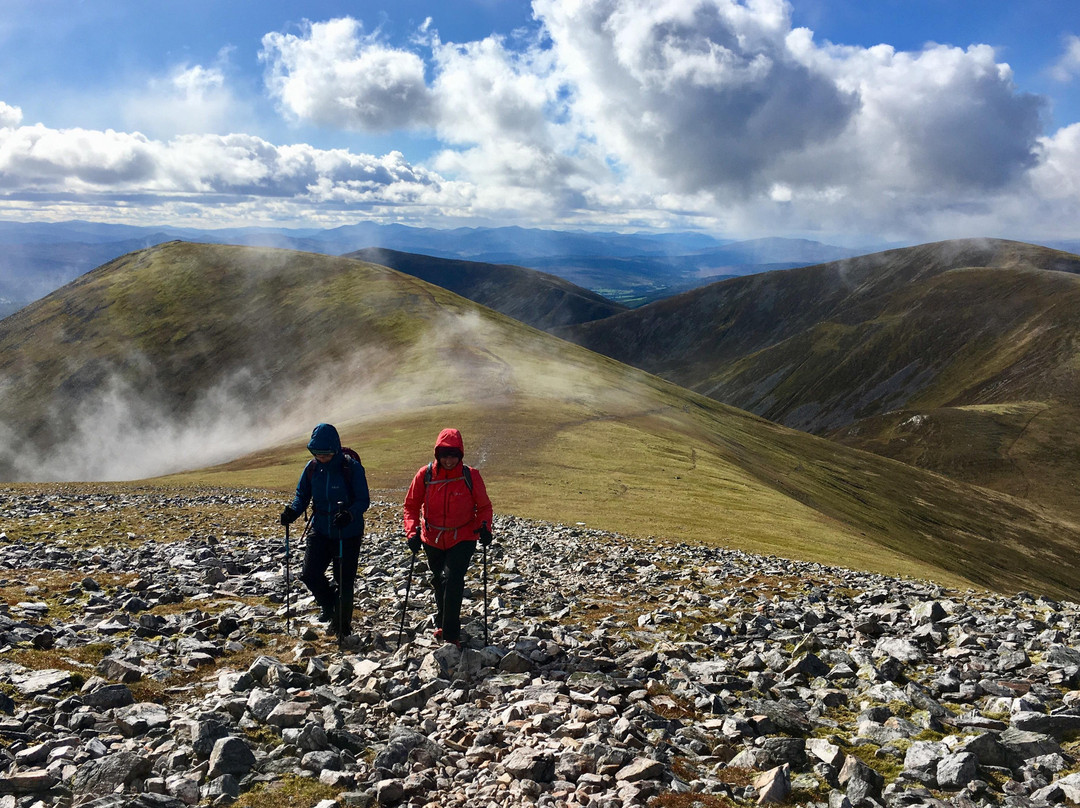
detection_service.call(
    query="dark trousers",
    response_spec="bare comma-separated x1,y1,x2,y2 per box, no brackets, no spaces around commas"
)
301,532,361,632
423,540,475,642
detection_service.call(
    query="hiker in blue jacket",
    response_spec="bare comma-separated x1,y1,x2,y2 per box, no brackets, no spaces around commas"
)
280,423,370,637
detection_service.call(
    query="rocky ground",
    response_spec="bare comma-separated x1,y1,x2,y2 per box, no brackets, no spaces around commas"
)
2,487,1080,808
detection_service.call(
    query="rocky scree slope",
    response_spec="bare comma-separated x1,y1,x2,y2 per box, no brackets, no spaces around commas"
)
2,490,1080,807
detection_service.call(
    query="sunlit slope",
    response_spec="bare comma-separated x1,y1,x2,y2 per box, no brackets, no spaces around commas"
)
6,240,1080,599
171,385,1080,602
561,239,1080,517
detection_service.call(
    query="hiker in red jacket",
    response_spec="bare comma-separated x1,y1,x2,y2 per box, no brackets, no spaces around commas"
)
403,428,493,647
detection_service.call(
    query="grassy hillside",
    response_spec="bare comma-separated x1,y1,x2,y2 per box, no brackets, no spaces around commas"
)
346,247,626,329
559,239,1080,517
6,240,1080,600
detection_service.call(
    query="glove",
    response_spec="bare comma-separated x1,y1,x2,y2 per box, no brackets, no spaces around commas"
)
333,509,352,529
407,530,422,555
280,506,298,526
478,523,493,546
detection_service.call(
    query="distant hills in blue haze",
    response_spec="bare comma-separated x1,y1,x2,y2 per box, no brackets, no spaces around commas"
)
0,218,942,317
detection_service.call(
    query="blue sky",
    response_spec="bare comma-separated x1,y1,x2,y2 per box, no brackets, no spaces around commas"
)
1,0,1079,245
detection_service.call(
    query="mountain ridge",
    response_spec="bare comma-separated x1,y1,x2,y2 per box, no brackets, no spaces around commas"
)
558,238,1080,517
345,247,625,330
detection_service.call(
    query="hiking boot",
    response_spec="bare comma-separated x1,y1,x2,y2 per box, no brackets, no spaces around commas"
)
318,607,336,624
328,621,350,637
433,628,443,642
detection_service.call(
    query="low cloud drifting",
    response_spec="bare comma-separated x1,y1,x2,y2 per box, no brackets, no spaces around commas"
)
0,307,599,482
0,0,1078,242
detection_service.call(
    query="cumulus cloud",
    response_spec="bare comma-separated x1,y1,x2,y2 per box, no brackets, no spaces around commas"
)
122,57,248,138
0,2,1075,240
788,36,1043,192
261,17,435,131
0,101,21,128
530,0,1047,209
1051,34,1080,82
534,0,858,193
0,124,447,208
244,3,1063,239
1032,123,1080,200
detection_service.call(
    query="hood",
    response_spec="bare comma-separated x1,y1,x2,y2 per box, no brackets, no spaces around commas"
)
433,428,465,457
307,423,342,456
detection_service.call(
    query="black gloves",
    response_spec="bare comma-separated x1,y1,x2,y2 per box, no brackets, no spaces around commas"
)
333,509,352,529
280,506,298,526
407,530,422,555
478,523,493,546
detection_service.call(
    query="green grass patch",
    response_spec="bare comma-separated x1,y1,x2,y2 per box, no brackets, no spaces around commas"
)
232,774,343,808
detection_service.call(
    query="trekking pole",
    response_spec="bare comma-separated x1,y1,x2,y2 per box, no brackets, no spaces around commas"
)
398,549,416,650
337,502,347,641
483,542,489,646
284,523,292,636
295,510,314,630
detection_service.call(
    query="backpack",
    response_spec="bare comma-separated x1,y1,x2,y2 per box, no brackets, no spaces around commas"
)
304,447,362,508
424,461,473,493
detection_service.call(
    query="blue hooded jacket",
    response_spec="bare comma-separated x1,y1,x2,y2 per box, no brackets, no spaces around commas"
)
290,423,369,541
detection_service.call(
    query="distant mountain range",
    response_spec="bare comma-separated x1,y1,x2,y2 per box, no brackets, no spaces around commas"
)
0,219,867,318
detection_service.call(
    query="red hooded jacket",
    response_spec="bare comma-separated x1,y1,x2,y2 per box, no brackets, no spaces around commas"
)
403,428,493,550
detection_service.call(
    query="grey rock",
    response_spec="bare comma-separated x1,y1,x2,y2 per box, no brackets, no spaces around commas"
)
936,751,978,790
615,756,665,782
207,736,256,779
503,747,556,782
72,752,152,802
0,768,57,795
754,764,791,805
82,683,135,709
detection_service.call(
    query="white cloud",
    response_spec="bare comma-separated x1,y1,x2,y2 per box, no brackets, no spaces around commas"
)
0,3,1076,242
0,101,22,128
0,124,454,225
791,36,1042,191
429,34,557,149
1050,34,1080,82
1031,123,1080,200
119,52,254,139
425,31,607,211
0,125,159,189
534,0,857,194
523,0,1053,239
260,17,435,131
